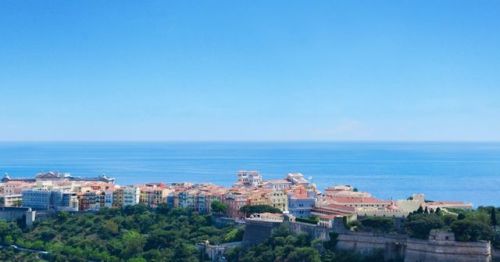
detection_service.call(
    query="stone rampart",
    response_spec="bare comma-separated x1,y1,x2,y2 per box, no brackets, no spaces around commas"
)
288,221,331,241
335,231,492,262
242,219,281,246
336,232,406,260
243,219,493,262
405,238,491,262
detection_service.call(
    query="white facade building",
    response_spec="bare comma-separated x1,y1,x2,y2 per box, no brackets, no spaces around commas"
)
123,186,140,206
236,171,262,187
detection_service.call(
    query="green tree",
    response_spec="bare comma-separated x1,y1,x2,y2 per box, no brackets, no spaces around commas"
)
211,200,228,214
491,207,497,227
122,230,146,257
451,220,494,242
285,247,321,262
0,220,21,245
127,257,147,262
108,219,120,235
223,228,244,242
359,217,395,233
405,213,444,239
239,204,282,217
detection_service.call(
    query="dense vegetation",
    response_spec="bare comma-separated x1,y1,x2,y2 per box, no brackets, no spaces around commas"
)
0,205,244,261
0,204,497,261
295,216,320,225
239,204,282,217
210,200,228,215
225,225,393,262
404,206,498,244
354,216,396,233
348,206,499,248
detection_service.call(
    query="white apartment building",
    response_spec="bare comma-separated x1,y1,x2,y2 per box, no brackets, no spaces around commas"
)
236,171,262,187
123,186,140,206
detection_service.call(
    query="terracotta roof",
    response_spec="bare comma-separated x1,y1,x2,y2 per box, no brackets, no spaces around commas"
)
329,197,389,204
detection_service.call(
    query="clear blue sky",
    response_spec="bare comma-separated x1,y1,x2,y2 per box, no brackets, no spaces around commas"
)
1,1,499,141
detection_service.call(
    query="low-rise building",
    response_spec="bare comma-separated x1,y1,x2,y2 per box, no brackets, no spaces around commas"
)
247,189,272,206
286,173,310,186
139,183,170,208
263,179,292,191
0,207,36,227
235,171,262,188
60,192,79,211
78,191,100,211
311,203,357,227
224,190,248,219
1,181,34,195
21,189,63,210
0,194,22,207
288,186,315,217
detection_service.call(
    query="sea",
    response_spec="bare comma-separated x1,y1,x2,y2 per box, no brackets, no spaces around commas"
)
0,142,499,206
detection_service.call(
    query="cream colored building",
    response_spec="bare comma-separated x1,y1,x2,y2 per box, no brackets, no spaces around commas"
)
0,194,22,207
267,190,288,211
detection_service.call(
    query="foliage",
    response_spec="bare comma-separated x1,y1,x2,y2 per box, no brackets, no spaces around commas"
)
295,216,320,225
0,220,22,245
0,206,243,261
239,204,282,217
1,204,497,261
405,213,444,239
211,200,228,215
223,228,244,243
404,206,498,244
451,219,493,242
358,216,395,233
346,220,362,231
491,207,497,226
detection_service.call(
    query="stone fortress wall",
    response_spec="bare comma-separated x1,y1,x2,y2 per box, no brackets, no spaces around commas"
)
243,218,494,262
288,221,331,241
336,232,406,261
336,230,492,262
405,237,490,262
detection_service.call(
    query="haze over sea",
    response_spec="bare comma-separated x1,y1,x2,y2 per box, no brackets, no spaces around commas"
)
1,142,499,206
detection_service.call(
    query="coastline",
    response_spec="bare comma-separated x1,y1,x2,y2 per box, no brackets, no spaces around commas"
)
1,141,499,206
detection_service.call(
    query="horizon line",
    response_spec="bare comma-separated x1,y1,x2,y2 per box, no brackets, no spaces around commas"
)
1,139,500,143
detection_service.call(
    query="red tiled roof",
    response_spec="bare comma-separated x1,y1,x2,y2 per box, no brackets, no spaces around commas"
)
329,197,389,204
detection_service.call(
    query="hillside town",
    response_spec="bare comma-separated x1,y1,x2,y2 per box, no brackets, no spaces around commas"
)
0,170,472,226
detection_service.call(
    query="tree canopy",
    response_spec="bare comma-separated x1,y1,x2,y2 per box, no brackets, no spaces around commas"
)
0,205,244,261
239,204,282,217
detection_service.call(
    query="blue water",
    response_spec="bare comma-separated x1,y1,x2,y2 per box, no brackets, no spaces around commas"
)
0,142,499,206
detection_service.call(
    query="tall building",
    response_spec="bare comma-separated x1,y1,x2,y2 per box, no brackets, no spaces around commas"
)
112,187,124,208
267,190,288,212
123,186,140,206
104,190,114,208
